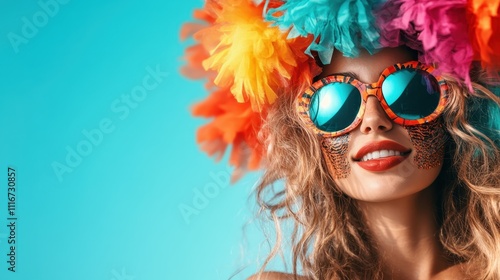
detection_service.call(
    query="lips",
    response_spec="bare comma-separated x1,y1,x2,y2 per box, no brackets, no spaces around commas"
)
353,140,411,172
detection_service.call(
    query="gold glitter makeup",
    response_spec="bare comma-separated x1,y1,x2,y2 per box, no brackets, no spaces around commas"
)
321,134,351,179
405,119,447,169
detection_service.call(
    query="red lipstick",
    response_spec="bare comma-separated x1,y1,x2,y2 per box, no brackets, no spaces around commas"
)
354,140,411,172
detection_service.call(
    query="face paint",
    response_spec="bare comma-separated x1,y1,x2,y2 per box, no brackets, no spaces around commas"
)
321,134,351,179
405,119,447,169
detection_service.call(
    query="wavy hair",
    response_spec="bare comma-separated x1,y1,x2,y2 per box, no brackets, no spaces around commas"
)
252,67,500,279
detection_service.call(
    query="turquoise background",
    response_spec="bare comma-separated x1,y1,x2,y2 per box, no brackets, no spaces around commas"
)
0,1,285,279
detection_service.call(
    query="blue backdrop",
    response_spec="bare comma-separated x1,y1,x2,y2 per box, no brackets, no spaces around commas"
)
0,1,286,279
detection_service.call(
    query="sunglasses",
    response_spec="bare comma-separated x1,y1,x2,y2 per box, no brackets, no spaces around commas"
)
297,61,448,137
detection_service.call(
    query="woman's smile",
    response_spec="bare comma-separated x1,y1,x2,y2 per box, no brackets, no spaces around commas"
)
353,140,411,171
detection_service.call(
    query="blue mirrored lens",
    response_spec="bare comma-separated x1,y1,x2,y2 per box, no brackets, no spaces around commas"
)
309,83,361,132
382,69,441,120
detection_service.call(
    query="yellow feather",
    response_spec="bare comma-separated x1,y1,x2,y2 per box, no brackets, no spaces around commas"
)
200,0,297,111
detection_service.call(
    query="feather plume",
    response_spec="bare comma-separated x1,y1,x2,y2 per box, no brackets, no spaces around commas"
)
377,0,474,85
199,0,301,111
180,0,319,179
266,0,384,64
179,1,219,83
192,87,265,181
467,0,500,72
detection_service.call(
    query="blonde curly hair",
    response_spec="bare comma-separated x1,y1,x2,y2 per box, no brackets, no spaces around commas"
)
253,68,500,280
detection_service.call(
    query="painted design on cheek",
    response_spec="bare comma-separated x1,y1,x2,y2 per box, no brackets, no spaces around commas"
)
320,134,351,179
405,119,447,169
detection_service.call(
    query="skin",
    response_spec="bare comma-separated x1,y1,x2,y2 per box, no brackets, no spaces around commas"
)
323,47,464,279
249,47,466,280
321,47,445,203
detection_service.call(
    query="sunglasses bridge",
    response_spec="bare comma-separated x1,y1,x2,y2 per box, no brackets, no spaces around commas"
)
360,82,382,102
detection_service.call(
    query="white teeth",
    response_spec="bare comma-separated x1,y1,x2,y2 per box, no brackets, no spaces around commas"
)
360,150,402,161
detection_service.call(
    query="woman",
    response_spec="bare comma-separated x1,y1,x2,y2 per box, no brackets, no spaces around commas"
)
181,0,500,279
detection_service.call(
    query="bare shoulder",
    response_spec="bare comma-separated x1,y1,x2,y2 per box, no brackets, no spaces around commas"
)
247,271,310,280
432,263,472,280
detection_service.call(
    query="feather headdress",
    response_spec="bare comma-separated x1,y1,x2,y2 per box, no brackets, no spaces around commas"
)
181,0,500,180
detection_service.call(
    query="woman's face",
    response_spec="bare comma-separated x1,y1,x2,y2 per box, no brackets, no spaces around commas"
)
319,47,447,202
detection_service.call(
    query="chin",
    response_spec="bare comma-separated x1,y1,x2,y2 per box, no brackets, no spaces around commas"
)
333,159,443,203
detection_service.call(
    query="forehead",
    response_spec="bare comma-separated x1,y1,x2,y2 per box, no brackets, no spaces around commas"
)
320,47,418,83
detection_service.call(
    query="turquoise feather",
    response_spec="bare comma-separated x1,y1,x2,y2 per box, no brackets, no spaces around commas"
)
266,0,386,64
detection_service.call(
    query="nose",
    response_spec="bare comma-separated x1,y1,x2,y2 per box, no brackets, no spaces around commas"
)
359,96,393,134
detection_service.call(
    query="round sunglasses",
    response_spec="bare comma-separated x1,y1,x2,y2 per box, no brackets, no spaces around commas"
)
297,61,448,137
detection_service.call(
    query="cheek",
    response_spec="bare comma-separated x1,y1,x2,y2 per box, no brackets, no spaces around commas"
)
320,134,351,179
405,119,448,169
